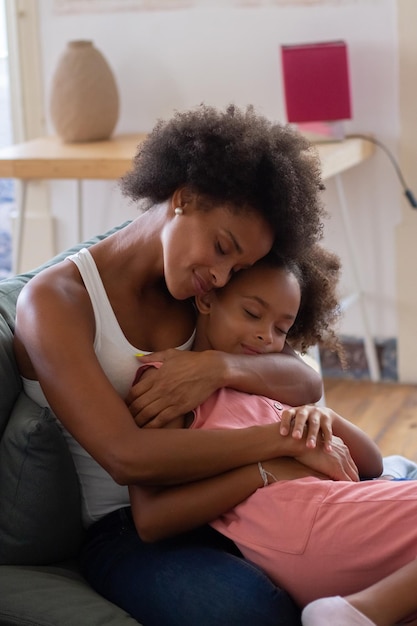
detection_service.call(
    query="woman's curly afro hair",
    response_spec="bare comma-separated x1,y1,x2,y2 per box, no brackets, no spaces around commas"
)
120,104,326,259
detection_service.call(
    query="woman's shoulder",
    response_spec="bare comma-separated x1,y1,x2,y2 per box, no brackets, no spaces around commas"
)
24,254,83,291
18,256,92,323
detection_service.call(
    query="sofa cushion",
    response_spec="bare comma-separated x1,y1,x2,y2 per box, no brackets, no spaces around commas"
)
0,565,140,625
0,311,21,439
0,392,84,565
0,278,29,439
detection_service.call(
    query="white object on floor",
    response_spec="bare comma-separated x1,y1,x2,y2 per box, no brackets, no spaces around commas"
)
301,596,376,626
381,454,417,480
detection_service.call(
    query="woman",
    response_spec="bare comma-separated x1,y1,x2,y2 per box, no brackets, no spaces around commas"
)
13,104,355,626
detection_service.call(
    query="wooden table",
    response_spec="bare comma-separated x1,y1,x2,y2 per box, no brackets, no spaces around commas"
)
0,132,372,264
0,132,372,181
0,134,147,275
0,133,148,181
0,133,378,380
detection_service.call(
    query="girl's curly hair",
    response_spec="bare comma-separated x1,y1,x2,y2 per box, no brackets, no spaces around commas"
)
120,104,326,258
263,245,344,359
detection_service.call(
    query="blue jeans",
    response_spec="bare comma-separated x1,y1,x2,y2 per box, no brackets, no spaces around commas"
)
80,507,301,626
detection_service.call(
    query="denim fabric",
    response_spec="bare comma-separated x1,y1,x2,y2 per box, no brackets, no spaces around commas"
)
80,507,301,626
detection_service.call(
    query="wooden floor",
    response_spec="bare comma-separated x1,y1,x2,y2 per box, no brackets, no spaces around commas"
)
323,378,417,462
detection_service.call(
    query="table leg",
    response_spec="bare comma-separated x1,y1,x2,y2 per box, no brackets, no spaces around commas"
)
12,179,27,275
335,174,381,382
76,180,83,242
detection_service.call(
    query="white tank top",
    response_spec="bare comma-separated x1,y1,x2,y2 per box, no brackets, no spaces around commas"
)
23,247,195,527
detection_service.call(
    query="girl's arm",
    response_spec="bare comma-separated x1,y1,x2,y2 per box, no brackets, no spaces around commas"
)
332,411,383,478
129,457,329,543
128,344,322,428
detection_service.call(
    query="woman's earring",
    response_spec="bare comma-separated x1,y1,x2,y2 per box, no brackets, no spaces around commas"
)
174,207,184,216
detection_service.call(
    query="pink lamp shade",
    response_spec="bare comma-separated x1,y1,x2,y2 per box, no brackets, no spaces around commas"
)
281,41,352,124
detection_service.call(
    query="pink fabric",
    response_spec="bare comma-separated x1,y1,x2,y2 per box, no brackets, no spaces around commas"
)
211,476,417,608
191,388,417,609
192,386,286,430
135,367,417,611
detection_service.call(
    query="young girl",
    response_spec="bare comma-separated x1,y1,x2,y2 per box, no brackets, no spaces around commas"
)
129,246,417,626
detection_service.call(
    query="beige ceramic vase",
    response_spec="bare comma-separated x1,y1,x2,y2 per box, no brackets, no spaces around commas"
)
50,40,120,143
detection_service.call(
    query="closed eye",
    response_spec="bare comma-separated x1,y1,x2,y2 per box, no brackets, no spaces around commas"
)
275,327,289,336
216,241,226,255
244,309,260,320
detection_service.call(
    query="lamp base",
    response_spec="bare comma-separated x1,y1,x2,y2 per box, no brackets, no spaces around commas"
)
294,120,346,143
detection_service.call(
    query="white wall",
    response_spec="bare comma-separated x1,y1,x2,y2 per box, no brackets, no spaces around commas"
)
37,0,401,340
396,0,417,383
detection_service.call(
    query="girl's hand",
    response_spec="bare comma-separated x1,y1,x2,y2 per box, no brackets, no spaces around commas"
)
279,405,335,452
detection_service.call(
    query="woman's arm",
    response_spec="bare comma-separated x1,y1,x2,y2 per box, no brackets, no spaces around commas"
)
14,267,352,487
280,406,383,479
129,457,329,543
128,344,322,428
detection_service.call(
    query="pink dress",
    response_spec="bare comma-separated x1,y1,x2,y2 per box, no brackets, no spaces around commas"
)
191,387,417,609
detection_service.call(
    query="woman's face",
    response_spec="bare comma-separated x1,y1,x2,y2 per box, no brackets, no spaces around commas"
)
162,202,274,300
196,263,301,355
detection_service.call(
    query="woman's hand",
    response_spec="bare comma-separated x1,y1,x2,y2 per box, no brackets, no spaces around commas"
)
126,350,221,428
261,457,329,482
295,435,359,482
262,439,359,485
279,405,335,452
279,405,382,480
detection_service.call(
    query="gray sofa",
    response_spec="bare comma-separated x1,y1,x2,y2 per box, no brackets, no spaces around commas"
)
0,223,140,625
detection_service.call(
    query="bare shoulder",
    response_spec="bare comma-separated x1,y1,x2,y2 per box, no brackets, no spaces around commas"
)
18,257,89,312
14,258,95,377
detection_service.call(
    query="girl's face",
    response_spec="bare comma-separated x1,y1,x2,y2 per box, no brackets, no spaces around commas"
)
196,263,301,355
162,200,274,300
